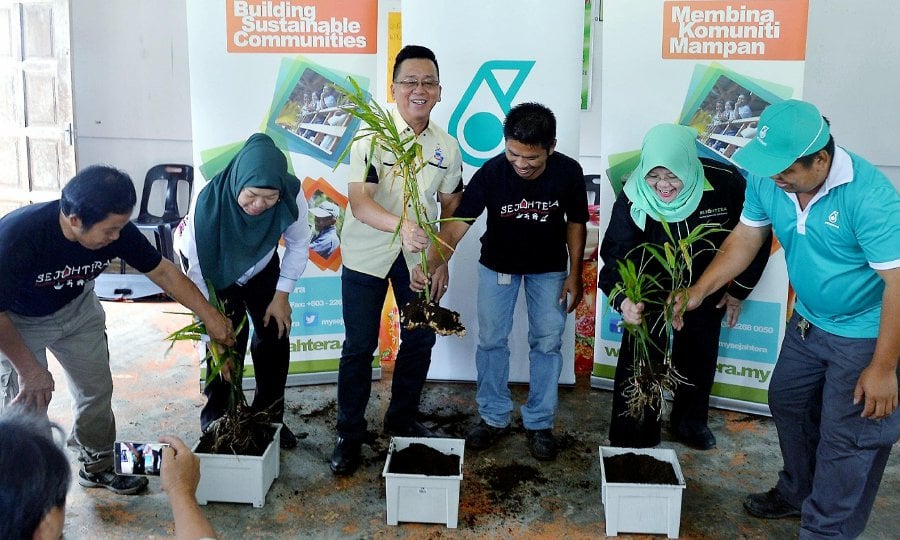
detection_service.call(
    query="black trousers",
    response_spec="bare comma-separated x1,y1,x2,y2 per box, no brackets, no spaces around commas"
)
200,254,290,430
335,255,436,440
608,301,725,447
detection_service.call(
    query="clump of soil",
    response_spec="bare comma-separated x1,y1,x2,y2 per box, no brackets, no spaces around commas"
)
460,461,547,527
417,408,472,439
481,462,545,503
195,404,276,456
603,452,679,485
301,400,336,420
401,297,466,337
388,443,460,476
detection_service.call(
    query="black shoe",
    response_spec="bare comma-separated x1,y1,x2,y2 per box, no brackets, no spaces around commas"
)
280,424,298,449
78,469,148,495
384,420,435,438
744,488,802,519
466,420,511,450
525,428,558,461
329,437,362,476
672,421,717,450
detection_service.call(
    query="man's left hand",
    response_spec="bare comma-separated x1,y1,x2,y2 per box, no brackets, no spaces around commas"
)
202,312,234,347
854,364,899,420
410,264,448,303
427,265,449,303
559,273,583,314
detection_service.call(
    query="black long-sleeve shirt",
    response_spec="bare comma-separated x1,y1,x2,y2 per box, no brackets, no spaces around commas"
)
598,158,772,313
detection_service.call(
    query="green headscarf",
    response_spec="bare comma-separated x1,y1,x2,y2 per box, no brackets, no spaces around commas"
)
622,124,708,230
194,133,300,290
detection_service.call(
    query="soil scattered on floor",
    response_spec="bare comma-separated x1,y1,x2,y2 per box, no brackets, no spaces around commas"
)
725,411,767,435
481,462,546,503
460,461,546,528
603,452,679,485
418,408,474,438
300,399,336,420
388,442,460,475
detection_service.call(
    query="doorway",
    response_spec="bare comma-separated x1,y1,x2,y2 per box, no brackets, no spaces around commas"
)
0,0,75,216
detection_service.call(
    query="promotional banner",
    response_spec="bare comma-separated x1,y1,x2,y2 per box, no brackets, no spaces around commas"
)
591,0,810,414
186,0,383,385
402,0,585,384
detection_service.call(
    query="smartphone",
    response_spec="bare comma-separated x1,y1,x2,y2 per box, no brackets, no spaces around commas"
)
113,441,170,476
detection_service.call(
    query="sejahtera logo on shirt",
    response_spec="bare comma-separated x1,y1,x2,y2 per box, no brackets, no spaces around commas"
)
698,206,728,220
500,198,559,222
34,260,108,289
432,146,445,168
825,210,840,229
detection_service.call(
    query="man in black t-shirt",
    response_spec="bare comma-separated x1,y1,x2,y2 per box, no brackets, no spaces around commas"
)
0,165,233,496
412,103,588,461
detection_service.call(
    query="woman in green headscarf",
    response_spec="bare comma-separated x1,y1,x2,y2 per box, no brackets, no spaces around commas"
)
598,124,771,450
175,133,311,449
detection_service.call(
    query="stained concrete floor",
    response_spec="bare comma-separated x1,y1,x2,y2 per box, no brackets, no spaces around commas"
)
45,299,897,539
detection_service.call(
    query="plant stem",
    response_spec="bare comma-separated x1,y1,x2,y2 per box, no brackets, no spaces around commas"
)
610,219,726,419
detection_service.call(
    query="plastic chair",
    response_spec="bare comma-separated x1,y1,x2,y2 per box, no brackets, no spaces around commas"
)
134,164,193,262
584,174,604,205
604,167,626,198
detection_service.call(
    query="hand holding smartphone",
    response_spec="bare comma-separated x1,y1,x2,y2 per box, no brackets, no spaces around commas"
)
114,441,170,476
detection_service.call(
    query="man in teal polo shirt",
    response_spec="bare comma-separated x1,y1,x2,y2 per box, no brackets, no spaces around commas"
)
674,100,899,538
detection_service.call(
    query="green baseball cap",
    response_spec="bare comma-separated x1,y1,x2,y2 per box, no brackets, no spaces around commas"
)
733,99,830,177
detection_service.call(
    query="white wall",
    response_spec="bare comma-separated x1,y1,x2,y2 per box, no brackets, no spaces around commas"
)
71,0,193,212
70,1,900,191
803,0,900,185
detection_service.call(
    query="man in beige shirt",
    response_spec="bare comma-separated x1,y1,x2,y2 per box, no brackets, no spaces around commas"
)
330,45,463,476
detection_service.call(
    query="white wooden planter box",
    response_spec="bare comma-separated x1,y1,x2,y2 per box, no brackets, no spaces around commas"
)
382,437,465,528
599,446,686,538
193,424,281,508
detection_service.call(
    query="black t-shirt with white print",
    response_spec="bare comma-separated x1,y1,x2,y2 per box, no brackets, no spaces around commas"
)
454,151,589,275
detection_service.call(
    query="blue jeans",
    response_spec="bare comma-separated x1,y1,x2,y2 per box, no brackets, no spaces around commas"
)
771,313,899,539
336,255,436,440
475,265,567,430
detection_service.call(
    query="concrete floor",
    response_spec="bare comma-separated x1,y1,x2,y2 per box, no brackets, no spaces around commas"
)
46,299,897,539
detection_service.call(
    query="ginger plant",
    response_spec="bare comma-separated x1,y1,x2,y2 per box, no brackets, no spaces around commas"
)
166,282,273,455
332,77,466,336
609,220,724,420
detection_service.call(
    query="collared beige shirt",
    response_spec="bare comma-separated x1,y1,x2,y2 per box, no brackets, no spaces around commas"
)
341,108,462,277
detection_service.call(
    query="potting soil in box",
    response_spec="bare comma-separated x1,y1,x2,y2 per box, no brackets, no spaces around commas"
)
599,446,686,538
382,437,465,528
193,424,281,508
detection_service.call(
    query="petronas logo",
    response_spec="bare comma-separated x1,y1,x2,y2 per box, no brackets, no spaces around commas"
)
449,60,535,167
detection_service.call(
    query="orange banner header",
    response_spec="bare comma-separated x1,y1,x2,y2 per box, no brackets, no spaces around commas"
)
661,0,808,60
226,0,377,54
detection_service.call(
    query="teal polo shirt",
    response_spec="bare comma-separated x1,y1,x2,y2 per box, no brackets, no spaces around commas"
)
741,147,900,338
